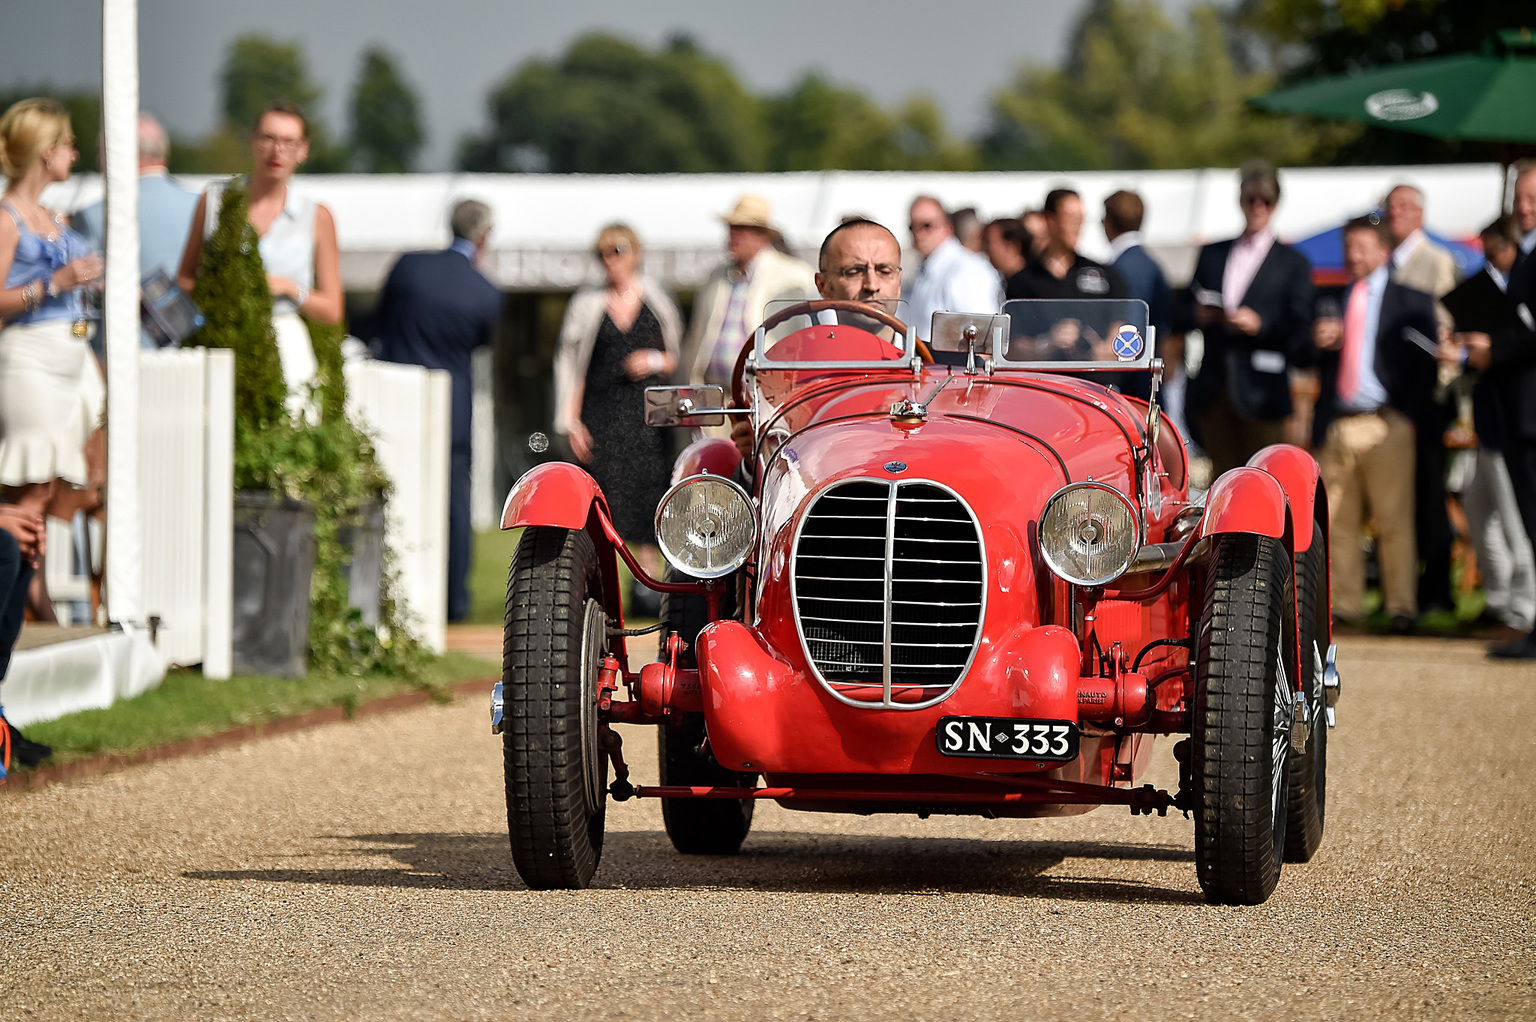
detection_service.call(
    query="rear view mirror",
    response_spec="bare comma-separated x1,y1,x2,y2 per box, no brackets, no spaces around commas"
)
644,385,726,427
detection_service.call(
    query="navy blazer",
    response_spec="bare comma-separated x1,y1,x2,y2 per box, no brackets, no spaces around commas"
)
1110,244,1171,343
1308,279,1440,449
1489,250,1536,441
1180,238,1314,430
374,247,503,450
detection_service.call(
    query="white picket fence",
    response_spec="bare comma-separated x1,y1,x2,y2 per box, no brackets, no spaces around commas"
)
48,351,451,674
138,347,235,675
344,360,452,654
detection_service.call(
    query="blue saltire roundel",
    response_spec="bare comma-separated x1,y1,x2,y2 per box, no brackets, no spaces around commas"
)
1113,325,1144,361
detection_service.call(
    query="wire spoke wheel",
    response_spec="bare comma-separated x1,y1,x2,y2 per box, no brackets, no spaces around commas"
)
1283,522,1329,862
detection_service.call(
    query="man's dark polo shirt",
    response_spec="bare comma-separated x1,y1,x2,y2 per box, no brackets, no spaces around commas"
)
1006,254,1129,300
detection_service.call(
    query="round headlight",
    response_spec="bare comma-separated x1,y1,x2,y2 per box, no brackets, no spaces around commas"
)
654,473,757,579
1039,482,1141,587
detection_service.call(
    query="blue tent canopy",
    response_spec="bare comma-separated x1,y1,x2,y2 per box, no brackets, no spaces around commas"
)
1291,216,1484,284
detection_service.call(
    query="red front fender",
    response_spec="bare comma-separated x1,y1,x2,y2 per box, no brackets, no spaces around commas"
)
1200,467,1290,545
671,436,742,485
501,462,610,531
1248,444,1324,552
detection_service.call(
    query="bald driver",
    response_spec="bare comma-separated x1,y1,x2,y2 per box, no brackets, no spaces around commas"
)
730,219,904,457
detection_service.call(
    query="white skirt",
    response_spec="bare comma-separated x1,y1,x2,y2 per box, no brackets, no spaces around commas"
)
272,311,319,420
0,319,105,487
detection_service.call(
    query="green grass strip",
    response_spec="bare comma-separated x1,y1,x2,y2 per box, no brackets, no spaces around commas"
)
16,652,494,769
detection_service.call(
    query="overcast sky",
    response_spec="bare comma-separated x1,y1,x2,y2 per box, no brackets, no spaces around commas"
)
3,1,1202,171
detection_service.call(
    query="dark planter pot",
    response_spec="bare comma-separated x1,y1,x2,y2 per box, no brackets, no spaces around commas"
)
336,499,386,629
232,491,317,678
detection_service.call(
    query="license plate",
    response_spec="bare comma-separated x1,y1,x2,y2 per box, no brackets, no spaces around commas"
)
936,716,1080,762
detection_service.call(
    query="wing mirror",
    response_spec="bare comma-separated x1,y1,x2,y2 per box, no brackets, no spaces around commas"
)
644,385,749,427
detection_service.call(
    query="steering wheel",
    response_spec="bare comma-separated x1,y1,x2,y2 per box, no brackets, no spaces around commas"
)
729,299,934,409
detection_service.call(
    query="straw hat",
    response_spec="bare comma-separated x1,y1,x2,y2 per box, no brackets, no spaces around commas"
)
720,194,773,229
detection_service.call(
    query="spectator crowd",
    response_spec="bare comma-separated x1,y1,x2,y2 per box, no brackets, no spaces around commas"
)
654,160,1536,661
2,88,1535,774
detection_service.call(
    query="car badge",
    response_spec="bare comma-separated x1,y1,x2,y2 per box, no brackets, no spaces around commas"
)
884,461,907,474
1113,326,1145,361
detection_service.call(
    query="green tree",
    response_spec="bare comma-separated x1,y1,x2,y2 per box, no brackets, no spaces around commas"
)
348,48,424,173
189,180,287,433
763,78,975,171
176,34,347,174
980,0,1350,170
0,89,100,173
459,33,766,173
220,36,321,133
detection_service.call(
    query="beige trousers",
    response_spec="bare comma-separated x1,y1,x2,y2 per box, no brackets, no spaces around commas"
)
1320,408,1418,619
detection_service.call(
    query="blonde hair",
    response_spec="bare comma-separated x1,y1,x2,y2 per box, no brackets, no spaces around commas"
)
594,223,641,257
0,98,72,182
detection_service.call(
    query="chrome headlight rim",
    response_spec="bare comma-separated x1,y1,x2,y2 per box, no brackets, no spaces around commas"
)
653,472,757,580
1038,480,1142,588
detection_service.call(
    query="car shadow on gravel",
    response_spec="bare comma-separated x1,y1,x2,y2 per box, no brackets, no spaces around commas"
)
183,830,1200,904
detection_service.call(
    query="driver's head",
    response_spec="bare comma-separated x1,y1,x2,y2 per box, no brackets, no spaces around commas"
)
816,219,903,301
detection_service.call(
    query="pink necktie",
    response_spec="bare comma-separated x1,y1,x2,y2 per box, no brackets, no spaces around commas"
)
1338,279,1367,405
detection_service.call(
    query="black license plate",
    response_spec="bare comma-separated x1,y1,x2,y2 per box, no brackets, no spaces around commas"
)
936,716,1080,762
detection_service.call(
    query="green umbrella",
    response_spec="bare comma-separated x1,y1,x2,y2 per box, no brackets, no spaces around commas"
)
1250,29,1536,142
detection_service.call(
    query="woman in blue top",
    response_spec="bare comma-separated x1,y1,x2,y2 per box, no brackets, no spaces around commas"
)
0,98,105,622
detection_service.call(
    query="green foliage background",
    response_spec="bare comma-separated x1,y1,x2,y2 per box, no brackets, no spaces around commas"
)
16,1,1529,179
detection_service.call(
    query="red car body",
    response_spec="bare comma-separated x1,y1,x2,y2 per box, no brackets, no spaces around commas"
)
499,301,1337,902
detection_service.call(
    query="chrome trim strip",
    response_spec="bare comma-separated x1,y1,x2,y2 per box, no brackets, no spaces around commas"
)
882,483,898,705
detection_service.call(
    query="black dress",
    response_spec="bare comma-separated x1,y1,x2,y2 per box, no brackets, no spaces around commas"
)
582,305,670,542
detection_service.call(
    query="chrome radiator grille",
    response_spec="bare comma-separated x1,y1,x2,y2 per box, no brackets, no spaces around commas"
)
792,479,985,709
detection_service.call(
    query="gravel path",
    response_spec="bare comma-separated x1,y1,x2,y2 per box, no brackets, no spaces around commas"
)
3,635,1533,1020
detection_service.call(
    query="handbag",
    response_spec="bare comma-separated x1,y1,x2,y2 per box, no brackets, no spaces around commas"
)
140,269,204,347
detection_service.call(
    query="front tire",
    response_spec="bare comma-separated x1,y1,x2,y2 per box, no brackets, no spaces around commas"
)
1193,533,1295,905
1284,521,1328,862
503,526,608,889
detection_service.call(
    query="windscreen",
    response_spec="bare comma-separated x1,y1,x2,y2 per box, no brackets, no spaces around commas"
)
998,299,1153,369
754,298,915,368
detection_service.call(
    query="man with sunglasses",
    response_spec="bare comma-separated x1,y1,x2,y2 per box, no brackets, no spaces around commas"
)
905,195,1002,342
1180,160,1315,477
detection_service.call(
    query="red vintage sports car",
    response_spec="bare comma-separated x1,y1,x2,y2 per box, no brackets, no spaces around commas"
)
494,297,1340,905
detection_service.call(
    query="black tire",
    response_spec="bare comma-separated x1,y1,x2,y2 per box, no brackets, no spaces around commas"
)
502,526,607,890
1193,533,1295,905
656,567,754,855
1284,520,1328,863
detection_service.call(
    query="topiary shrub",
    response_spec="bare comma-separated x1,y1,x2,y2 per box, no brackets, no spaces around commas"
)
189,179,287,433
190,177,428,679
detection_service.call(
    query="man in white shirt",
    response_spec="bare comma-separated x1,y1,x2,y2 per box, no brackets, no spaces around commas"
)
904,195,1003,343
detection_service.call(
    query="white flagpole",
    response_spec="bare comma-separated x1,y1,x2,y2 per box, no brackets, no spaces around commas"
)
102,0,143,626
